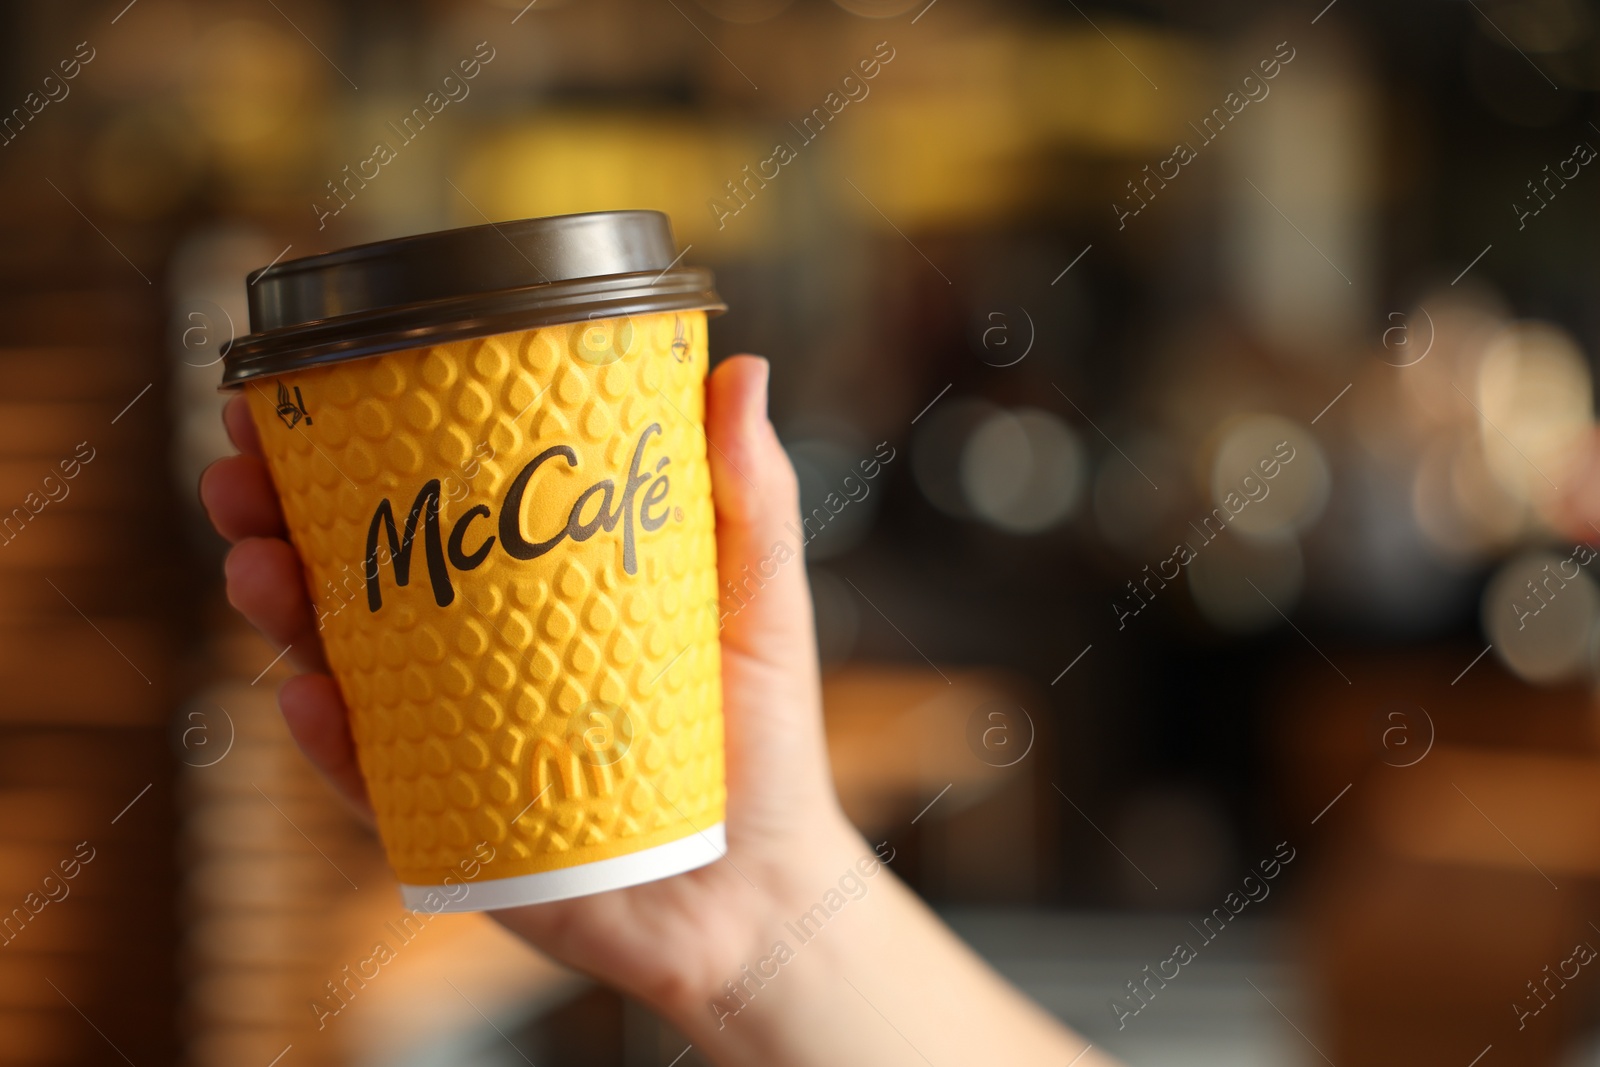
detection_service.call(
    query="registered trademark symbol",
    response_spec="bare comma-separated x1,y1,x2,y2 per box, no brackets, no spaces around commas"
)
674,507,684,522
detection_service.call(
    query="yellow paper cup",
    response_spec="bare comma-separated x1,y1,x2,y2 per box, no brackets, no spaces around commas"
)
224,214,727,910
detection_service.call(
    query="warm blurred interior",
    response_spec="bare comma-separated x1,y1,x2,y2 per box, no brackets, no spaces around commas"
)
4,0,1600,1064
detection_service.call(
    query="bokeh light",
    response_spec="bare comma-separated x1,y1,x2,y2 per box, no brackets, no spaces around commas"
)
1474,320,1593,509
1207,414,1330,542
1483,550,1599,683
959,408,1086,535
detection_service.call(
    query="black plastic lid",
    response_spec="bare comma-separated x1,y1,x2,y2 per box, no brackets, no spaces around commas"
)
222,210,724,386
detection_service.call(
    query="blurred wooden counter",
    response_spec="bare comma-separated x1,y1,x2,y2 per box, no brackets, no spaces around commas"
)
1271,649,1600,1067
824,664,1057,903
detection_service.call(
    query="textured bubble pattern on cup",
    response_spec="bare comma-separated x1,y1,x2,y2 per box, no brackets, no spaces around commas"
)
246,312,724,886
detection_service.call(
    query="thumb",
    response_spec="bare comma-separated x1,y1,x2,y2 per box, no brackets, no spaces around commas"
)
704,356,819,676
703,355,840,835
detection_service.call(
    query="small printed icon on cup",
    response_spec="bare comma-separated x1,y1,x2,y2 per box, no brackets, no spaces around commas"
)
567,700,635,767
174,705,236,769
972,305,1034,368
174,299,236,368
1369,701,1434,768
965,700,1035,768
274,383,313,429
671,315,692,363
571,314,636,367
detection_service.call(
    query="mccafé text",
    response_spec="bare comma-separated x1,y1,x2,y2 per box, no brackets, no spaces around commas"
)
365,423,674,612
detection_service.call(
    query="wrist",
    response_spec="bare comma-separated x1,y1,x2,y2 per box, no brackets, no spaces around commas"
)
663,817,918,1066
651,809,870,1032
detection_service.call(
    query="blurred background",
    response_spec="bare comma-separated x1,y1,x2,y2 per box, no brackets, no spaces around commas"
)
4,0,1600,1063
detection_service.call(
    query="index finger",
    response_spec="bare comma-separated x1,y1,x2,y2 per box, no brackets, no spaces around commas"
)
223,394,263,456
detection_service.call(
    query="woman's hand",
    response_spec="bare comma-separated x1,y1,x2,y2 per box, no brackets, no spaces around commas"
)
202,357,865,1010
202,354,1111,1066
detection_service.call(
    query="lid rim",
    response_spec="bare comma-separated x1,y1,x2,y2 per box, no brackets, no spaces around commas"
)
221,266,724,388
